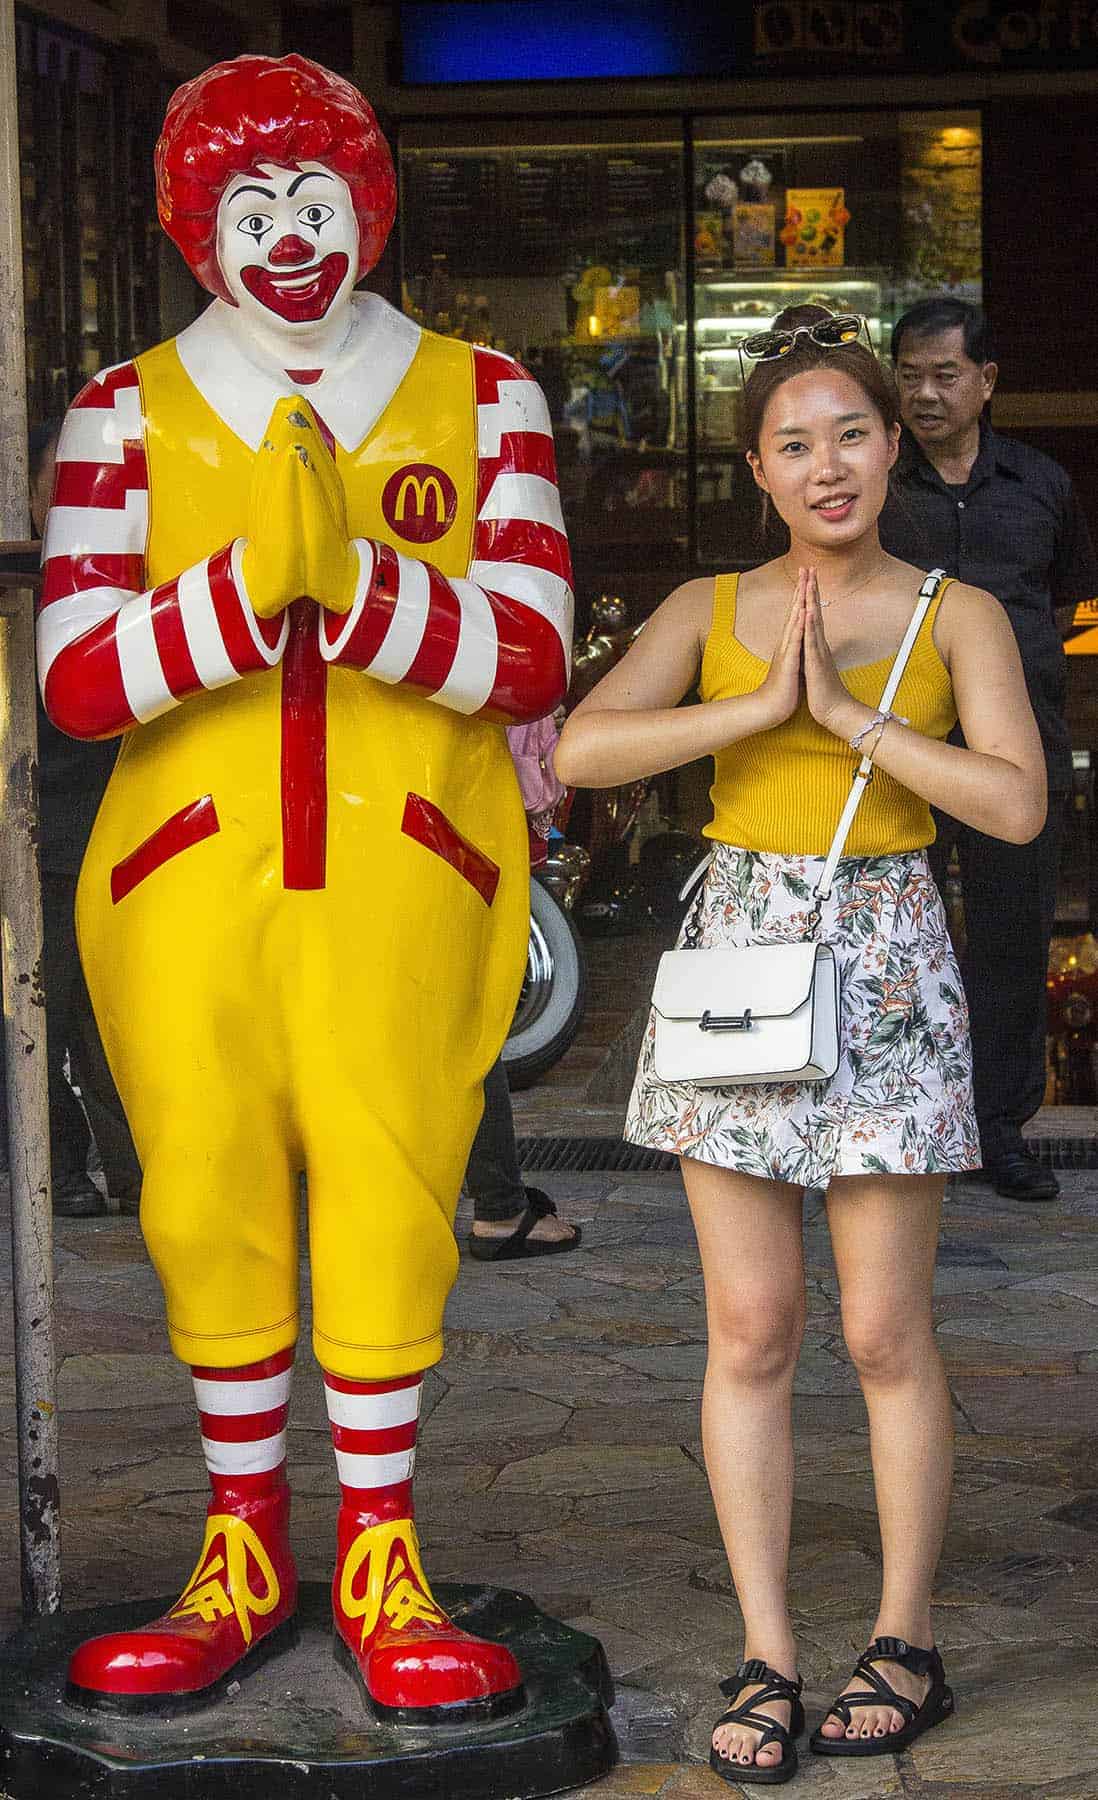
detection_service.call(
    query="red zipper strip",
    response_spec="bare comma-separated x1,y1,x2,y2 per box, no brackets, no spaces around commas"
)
281,598,328,890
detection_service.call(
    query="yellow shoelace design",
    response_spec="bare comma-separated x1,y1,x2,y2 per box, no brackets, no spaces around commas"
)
169,1513,281,1648
339,1518,447,1651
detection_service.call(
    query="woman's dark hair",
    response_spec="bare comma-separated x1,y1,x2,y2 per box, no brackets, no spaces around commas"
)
741,304,901,457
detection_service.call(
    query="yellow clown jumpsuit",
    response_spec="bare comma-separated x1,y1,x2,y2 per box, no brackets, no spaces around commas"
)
68,329,535,1379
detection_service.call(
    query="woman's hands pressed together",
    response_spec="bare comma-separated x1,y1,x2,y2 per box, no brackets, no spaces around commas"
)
755,566,860,740
800,567,860,737
754,574,805,728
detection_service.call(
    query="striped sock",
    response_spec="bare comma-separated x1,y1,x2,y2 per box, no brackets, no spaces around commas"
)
323,1371,421,1523
191,1347,294,1502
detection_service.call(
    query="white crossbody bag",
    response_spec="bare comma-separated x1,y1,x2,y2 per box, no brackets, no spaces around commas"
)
651,570,945,1087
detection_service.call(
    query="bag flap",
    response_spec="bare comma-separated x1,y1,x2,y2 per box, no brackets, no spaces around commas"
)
652,942,824,1022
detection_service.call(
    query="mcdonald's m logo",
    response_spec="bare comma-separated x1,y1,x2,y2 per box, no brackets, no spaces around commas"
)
381,463,459,544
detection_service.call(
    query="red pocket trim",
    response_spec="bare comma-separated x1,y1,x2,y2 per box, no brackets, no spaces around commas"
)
401,793,499,907
110,797,220,904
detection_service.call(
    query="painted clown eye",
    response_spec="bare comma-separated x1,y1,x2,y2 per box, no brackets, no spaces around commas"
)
236,213,272,242
298,203,335,232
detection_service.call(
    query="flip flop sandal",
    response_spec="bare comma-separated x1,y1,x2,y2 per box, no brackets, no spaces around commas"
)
466,1188,582,1261
709,1658,805,1786
810,1636,955,1757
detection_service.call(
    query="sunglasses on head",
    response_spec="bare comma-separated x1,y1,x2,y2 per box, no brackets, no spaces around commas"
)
736,314,869,384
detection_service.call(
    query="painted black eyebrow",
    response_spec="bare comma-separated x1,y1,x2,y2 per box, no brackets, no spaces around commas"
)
288,170,334,195
227,183,276,203
770,411,870,437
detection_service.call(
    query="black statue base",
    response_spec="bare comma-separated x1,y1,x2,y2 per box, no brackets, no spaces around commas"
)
0,1581,618,1798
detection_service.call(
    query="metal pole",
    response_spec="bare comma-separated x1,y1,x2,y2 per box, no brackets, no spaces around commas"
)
0,0,61,1618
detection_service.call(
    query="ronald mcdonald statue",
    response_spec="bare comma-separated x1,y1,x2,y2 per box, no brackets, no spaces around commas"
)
38,55,572,1718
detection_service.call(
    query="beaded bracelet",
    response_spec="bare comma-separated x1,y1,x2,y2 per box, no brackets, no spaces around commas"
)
850,707,910,756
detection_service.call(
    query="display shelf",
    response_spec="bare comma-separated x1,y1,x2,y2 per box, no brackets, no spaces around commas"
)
677,267,891,441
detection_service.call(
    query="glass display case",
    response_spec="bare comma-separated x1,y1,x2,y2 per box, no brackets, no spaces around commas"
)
683,267,889,454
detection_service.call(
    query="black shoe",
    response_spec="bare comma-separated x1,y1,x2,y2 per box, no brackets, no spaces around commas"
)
984,1150,1059,1203
467,1189,582,1261
52,1174,107,1218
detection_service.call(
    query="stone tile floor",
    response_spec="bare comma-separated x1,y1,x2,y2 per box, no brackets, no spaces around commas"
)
0,1166,1095,1796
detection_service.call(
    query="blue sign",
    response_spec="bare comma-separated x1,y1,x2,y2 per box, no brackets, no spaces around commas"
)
399,1,736,83
398,2,1098,84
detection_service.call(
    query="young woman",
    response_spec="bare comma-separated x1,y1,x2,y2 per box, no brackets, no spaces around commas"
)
555,307,1045,1785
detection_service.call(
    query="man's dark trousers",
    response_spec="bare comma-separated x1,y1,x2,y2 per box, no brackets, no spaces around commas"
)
929,798,1066,1166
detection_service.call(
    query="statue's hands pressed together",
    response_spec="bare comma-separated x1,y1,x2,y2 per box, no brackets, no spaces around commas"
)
242,396,359,618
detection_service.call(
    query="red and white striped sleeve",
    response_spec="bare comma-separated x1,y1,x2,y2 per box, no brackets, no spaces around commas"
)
317,348,572,723
38,363,289,741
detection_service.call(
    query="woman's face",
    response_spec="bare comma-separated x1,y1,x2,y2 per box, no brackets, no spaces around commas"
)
747,367,900,548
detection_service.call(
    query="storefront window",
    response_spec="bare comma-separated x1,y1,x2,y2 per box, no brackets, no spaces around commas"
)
690,110,982,566
398,121,686,616
397,111,982,600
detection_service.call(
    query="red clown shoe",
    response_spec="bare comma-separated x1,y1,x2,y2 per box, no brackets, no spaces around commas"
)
67,1481,298,1711
332,1509,525,1721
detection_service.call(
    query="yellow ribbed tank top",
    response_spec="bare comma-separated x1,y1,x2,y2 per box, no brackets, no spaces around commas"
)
700,572,957,856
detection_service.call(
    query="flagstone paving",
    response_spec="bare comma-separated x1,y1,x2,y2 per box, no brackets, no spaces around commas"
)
0,1165,1095,1796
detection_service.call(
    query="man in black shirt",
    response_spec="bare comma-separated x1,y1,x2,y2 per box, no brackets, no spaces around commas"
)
880,298,1098,1201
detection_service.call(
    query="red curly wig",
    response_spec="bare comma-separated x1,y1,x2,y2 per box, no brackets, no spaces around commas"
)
155,54,396,303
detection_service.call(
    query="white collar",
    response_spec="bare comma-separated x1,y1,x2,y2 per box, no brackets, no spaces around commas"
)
173,293,422,453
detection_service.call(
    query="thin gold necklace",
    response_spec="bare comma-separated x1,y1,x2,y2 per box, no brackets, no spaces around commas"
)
783,554,890,609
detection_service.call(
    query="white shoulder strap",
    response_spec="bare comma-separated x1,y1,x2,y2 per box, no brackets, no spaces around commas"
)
813,568,946,904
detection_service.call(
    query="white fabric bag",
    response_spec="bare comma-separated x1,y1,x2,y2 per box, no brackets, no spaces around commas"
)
651,570,944,1087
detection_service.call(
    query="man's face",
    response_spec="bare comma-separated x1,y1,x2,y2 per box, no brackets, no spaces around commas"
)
894,325,997,450
216,161,358,330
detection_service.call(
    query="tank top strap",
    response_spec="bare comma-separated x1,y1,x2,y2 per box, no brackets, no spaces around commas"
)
711,570,740,639
699,572,742,702
923,572,954,632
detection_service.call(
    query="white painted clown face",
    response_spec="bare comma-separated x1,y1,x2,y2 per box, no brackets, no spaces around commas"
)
215,161,359,330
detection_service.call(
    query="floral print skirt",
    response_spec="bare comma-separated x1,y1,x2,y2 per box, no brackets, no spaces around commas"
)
625,843,980,1186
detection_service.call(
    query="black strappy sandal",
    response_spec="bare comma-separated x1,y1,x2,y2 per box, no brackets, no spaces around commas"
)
810,1635,954,1757
709,1658,805,1786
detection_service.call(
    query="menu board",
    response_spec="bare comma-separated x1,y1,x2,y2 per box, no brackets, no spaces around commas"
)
511,153,592,267
600,152,680,267
400,154,503,265
401,146,680,278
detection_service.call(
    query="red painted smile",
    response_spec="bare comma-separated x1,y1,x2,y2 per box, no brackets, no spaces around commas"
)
241,252,350,323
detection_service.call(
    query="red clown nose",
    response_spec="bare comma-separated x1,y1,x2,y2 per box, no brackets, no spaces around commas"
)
267,235,316,267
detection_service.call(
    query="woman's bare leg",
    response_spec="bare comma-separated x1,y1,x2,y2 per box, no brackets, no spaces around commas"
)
682,1157,806,1770
820,1172,951,1740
